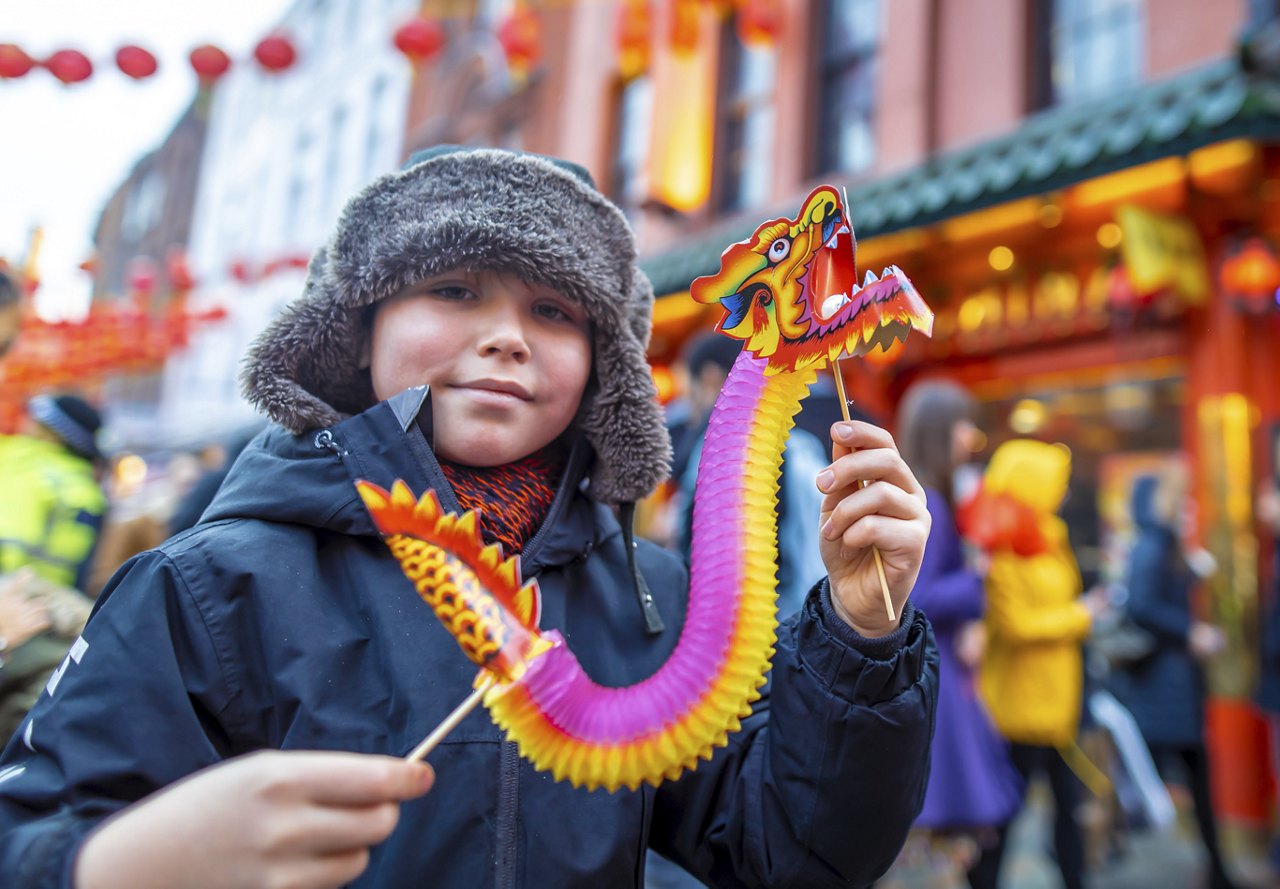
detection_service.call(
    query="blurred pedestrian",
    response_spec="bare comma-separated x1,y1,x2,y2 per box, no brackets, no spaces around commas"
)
897,381,1021,889
966,439,1104,889
1110,472,1238,888
1257,481,1280,878
0,394,104,739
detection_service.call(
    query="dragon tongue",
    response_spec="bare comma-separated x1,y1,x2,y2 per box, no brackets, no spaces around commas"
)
808,226,857,320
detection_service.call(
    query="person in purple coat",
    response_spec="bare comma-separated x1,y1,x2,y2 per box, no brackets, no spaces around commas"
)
897,380,1021,889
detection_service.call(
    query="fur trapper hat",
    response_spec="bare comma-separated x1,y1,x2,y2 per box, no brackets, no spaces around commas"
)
241,146,671,504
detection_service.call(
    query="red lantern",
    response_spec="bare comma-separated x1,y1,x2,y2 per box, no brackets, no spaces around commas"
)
737,0,783,46
127,257,157,298
167,250,196,293
254,34,297,73
115,45,158,80
669,0,699,54
1220,237,1280,314
229,259,255,284
0,44,34,79
615,0,652,80
393,17,446,65
497,6,542,78
44,49,93,85
189,44,231,82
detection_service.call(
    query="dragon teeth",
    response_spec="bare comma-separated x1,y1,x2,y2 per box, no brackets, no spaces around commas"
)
820,293,851,320
863,270,879,286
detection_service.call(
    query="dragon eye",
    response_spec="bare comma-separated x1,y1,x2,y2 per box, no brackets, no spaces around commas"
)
767,239,790,262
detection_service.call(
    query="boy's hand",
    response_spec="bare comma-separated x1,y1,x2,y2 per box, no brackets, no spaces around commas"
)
76,750,434,889
816,422,930,638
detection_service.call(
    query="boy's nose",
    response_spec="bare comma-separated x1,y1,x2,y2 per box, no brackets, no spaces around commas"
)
477,307,530,362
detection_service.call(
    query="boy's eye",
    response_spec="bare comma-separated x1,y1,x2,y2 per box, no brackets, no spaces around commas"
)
433,285,475,301
534,302,579,324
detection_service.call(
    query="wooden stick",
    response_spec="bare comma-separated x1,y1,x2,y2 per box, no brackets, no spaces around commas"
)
405,675,495,763
831,361,897,623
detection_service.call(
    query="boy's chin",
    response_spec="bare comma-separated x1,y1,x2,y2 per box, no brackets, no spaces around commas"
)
434,436,546,468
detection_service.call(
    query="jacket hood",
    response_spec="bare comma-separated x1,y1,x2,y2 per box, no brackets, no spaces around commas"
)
983,439,1071,514
1130,474,1164,532
240,146,670,505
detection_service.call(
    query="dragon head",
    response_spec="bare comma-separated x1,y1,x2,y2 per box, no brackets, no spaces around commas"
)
690,185,933,374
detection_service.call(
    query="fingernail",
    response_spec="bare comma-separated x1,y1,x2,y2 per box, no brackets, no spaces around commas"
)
835,423,855,443
816,469,834,491
821,519,835,539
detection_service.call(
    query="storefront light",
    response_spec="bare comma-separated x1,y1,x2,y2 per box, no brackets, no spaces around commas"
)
1009,398,1047,434
1096,223,1123,249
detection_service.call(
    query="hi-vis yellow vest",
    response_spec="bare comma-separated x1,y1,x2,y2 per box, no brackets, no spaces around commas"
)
0,435,106,590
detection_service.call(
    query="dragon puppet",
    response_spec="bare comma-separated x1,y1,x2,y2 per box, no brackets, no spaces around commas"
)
357,184,933,793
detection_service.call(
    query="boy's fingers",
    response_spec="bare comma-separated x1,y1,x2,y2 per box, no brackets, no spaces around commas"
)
821,483,924,540
816,449,922,502
828,421,898,455
282,802,403,855
292,755,434,806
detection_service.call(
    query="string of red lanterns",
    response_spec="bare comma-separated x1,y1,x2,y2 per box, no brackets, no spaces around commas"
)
1,1,784,90
0,292,227,433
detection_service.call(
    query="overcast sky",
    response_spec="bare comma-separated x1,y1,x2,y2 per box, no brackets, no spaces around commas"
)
1,0,294,318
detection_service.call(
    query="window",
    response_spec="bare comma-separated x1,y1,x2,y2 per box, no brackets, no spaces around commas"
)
363,77,388,182
716,25,776,211
284,129,313,243
322,105,347,219
1048,0,1144,105
816,0,880,176
610,75,653,216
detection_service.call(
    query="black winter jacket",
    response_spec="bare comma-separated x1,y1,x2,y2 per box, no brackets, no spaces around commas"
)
0,394,938,888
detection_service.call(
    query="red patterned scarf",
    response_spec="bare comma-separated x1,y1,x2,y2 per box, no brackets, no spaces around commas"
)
438,446,565,554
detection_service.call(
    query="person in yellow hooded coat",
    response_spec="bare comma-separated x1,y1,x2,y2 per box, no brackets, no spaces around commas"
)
959,439,1102,889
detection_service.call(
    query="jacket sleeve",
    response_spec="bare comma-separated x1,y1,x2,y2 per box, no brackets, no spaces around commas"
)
649,582,938,889
984,553,1091,644
0,549,242,889
1125,537,1191,644
910,492,983,629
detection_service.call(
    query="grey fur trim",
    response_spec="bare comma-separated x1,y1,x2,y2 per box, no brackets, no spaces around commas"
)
242,148,671,503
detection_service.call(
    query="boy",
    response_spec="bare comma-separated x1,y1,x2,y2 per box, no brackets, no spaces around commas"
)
0,147,937,889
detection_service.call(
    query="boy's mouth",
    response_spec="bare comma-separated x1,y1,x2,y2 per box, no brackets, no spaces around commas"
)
455,379,533,401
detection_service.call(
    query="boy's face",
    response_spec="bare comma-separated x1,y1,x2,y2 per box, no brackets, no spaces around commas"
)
369,270,592,466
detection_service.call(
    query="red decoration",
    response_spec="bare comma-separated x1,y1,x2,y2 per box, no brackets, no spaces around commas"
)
615,0,653,80
737,0,783,46
254,34,297,73
115,45,159,80
229,259,255,284
127,257,158,297
0,298,227,434
393,17,446,65
1220,237,1280,314
955,486,1050,557
0,44,35,79
669,0,699,54
497,6,542,77
44,49,93,85
189,44,231,82
166,250,196,293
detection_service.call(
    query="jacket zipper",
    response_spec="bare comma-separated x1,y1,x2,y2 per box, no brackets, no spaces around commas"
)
495,740,519,889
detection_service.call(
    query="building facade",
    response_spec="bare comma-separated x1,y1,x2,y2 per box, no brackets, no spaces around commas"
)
401,0,1280,822
158,0,419,447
